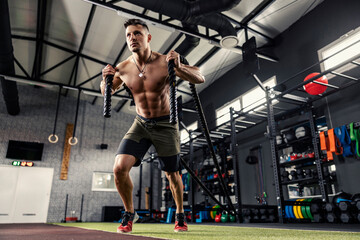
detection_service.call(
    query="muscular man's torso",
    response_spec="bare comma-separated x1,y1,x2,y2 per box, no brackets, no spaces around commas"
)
117,52,170,119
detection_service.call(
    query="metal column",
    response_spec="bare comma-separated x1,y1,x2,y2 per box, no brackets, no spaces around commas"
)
188,132,196,223
229,107,243,222
265,87,284,223
307,107,329,203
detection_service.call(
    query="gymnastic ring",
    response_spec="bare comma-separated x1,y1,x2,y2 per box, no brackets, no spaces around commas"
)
68,137,78,145
48,134,59,143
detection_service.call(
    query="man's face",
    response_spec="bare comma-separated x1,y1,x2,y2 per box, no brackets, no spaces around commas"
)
125,24,151,52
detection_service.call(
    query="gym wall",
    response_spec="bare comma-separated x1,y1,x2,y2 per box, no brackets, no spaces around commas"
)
0,85,152,222
194,0,360,204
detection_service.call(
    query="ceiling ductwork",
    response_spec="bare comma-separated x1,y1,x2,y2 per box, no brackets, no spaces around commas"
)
0,0,20,115
124,0,241,48
175,22,200,56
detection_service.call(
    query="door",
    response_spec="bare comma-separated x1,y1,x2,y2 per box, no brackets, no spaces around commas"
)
0,165,54,223
0,166,19,223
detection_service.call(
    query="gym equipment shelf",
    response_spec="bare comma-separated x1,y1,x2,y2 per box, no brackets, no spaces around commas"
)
281,176,336,186
265,51,360,223
276,136,312,150
179,50,360,223
279,157,316,167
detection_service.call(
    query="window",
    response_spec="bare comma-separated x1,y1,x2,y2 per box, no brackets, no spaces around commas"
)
180,121,198,144
215,99,241,126
318,27,360,74
91,172,117,192
242,76,277,113
214,76,277,127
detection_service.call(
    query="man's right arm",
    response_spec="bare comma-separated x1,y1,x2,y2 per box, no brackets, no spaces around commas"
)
100,64,123,96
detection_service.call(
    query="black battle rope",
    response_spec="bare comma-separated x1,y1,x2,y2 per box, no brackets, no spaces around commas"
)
69,90,81,145
103,73,113,118
48,87,62,143
168,59,177,124
180,157,228,211
189,82,237,213
168,55,236,213
52,87,61,134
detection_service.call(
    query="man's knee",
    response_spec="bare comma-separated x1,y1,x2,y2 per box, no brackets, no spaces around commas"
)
113,154,135,176
165,171,181,184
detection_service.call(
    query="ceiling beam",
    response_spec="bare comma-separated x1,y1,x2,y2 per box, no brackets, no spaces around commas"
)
31,0,47,81
12,35,109,66
40,54,76,76
240,0,275,26
13,57,31,79
68,4,97,87
82,0,278,62
115,99,128,112
0,74,132,100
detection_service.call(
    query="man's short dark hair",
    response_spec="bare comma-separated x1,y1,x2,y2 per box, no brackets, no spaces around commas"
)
124,19,149,32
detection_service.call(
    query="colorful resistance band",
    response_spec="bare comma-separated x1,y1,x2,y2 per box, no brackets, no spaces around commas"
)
334,126,353,157
320,129,343,160
349,122,360,157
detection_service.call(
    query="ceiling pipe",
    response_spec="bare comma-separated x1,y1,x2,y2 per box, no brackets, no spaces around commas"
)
0,0,20,115
174,22,200,56
124,0,241,22
123,0,241,48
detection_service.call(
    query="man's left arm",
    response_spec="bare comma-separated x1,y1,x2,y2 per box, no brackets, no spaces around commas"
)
166,50,205,84
175,64,205,84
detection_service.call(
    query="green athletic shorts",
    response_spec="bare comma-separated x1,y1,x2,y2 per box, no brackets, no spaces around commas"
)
116,115,181,172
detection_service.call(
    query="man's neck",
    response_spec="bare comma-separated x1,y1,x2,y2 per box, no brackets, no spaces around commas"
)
133,49,152,65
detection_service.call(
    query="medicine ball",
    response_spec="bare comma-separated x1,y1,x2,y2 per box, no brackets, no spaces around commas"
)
282,129,296,143
303,72,328,95
295,126,310,139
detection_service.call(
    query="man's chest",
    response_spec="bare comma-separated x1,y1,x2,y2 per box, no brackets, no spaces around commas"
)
122,65,169,94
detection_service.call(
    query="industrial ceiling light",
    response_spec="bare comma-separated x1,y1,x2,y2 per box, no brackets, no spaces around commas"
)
220,35,239,48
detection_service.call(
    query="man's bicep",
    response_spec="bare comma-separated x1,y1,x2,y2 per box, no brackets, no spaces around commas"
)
113,75,124,92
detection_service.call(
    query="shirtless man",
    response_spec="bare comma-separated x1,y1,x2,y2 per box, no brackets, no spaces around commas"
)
101,19,204,233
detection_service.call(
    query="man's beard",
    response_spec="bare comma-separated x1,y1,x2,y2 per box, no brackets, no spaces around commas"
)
131,47,140,52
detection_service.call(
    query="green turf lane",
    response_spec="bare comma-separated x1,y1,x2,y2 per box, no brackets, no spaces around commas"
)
55,222,360,240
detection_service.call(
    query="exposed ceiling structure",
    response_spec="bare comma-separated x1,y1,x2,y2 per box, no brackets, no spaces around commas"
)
3,0,324,115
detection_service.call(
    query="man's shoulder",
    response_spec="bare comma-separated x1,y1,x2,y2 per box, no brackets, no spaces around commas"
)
152,52,166,64
116,58,131,68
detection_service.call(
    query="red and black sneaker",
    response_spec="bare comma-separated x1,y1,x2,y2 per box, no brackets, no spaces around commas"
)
174,213,188,232
117,211,138,233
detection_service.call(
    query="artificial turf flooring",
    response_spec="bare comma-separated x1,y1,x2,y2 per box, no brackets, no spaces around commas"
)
55,222,360,240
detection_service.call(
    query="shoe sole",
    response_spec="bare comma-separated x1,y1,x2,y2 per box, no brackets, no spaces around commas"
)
174,229,188,232
117,229,132,234
133,212,139,223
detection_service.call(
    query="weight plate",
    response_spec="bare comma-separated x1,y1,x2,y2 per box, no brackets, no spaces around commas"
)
299,199,308,219
295,199,303,219
285,205,291,218
288,200,296,219
306,205,313,220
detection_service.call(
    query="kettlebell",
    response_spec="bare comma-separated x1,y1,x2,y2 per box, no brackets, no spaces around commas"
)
215,213,221,223
229,211,236,222
221,210,229,223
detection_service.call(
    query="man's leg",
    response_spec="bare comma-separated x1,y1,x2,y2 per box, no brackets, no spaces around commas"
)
166,171,188,232
165,171,184,213
113,154,137,233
